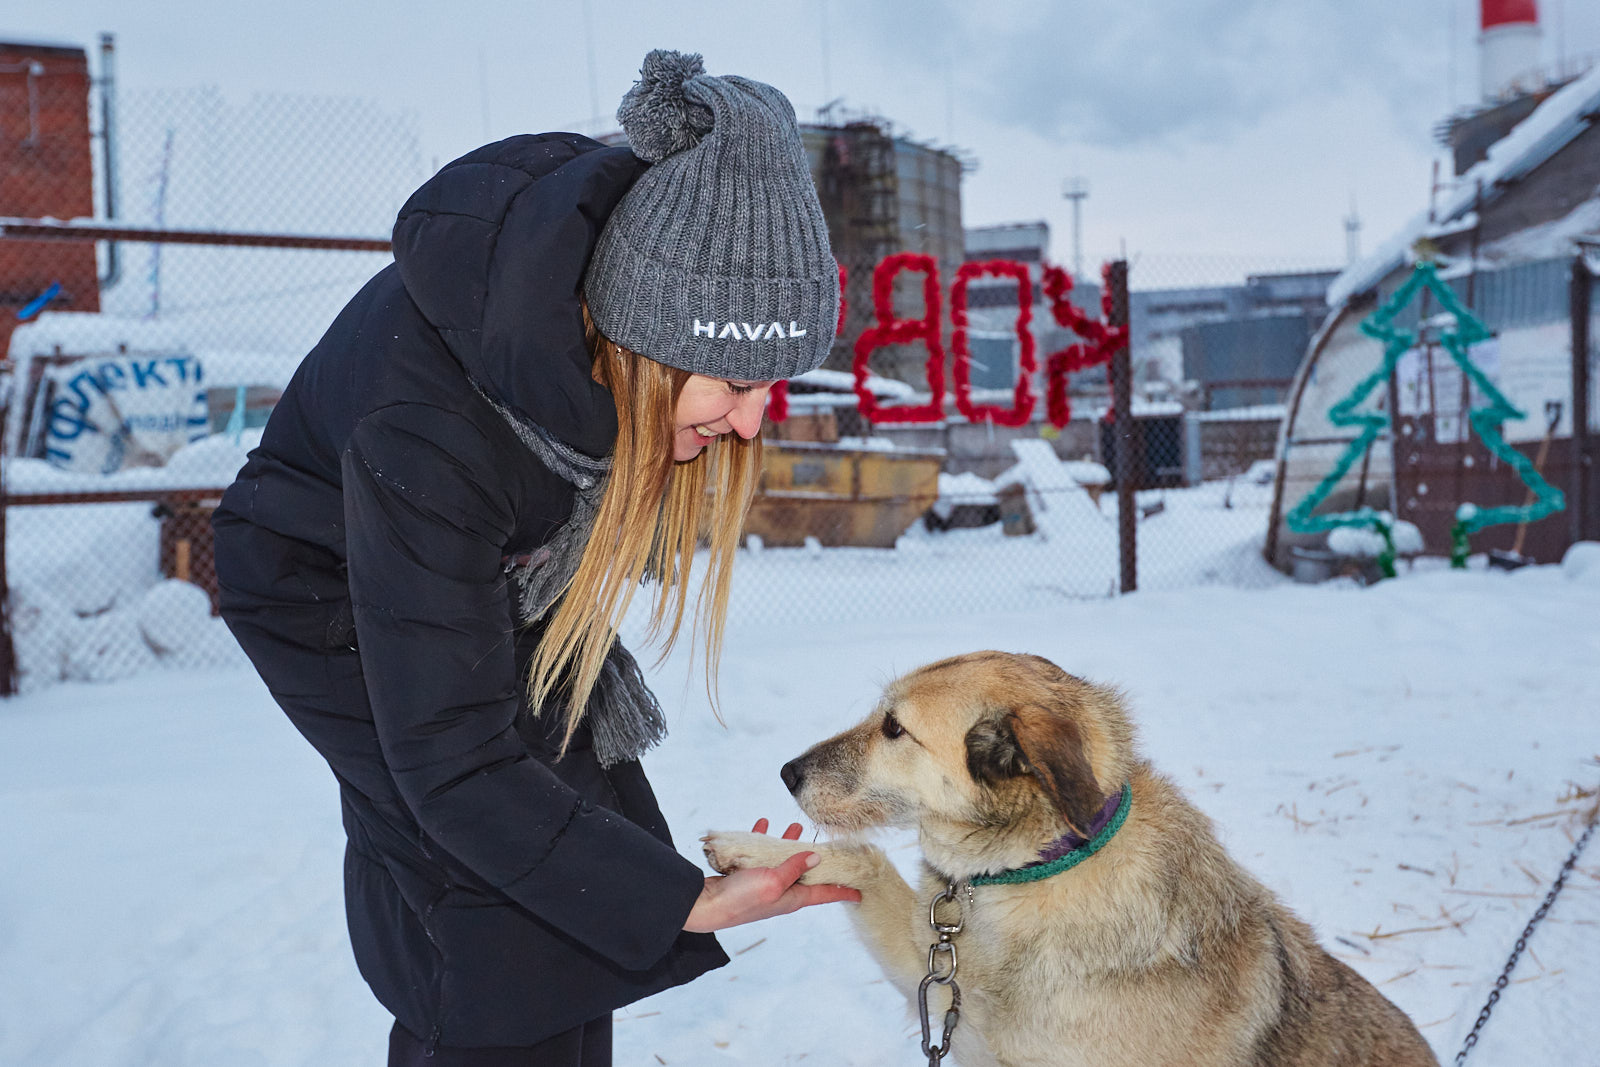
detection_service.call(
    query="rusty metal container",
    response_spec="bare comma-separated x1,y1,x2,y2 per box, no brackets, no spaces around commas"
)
744,441,943,548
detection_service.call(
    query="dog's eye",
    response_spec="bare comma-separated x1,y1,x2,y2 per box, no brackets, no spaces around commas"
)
881,713,906,739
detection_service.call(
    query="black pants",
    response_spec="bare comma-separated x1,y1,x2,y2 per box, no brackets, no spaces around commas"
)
388,1018,612,1067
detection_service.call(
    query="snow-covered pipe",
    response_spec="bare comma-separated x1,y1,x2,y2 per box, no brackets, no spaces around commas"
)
1480,0,1542,102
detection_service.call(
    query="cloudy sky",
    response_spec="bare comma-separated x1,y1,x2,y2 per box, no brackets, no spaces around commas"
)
20,0,1600,276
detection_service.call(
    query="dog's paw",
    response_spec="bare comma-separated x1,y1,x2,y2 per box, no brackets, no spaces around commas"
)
701,830,809,875
702,832,894,890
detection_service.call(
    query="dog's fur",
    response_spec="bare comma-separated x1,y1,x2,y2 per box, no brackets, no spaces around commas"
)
703,652,1438,1067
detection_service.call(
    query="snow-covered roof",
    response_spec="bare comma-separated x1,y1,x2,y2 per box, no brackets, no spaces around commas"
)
1328,63,1600,308
1476,197,1600,264
788,367,916,398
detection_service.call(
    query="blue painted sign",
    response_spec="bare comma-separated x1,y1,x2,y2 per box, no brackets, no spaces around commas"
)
44,354,210,474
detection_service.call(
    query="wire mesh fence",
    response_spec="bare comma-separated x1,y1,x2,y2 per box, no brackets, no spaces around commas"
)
1,51,415,691
3,59,1591,692
621,250,1330,633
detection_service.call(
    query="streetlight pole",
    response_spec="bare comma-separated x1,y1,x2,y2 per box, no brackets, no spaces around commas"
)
1061,176,1089,278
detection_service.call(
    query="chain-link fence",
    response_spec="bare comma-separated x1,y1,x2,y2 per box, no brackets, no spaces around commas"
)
1111,253,1343,591
725,251,1338,632
1,44,415,691
6,51,1592,692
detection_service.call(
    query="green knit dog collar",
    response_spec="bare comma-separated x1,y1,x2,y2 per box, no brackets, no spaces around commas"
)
969,782,1133,888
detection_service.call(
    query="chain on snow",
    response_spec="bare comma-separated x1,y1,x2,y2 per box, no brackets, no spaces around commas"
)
1453,800,1599,1065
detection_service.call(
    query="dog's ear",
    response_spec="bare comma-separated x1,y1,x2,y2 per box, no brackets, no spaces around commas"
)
965,716,1032,785
1007,704,1104,835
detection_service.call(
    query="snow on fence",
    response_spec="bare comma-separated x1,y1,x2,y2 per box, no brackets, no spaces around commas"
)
0,430,260,692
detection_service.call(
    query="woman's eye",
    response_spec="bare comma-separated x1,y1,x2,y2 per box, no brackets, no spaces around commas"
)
882,714,905,739
727,381,755,395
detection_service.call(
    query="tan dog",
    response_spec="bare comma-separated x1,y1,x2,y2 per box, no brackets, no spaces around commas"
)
703,652,1438,1067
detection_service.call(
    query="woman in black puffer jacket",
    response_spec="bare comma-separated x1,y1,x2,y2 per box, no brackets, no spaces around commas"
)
213,51,851,1066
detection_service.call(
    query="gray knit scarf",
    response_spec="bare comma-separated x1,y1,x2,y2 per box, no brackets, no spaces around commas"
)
481,388,668,768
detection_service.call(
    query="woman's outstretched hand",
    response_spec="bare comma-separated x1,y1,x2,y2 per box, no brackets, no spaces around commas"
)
683,819,861,934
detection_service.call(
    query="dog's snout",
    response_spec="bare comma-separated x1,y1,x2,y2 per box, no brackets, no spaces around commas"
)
780,757,805,794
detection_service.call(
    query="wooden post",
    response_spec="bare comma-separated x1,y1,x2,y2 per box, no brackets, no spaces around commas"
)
1108,260,1135,593
175,538,192,584
1573,254,1592,546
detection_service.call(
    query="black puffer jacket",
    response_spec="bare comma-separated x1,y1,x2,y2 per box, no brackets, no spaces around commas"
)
212,134,727,1049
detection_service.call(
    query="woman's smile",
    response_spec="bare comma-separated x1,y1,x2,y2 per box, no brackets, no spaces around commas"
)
672,375,776,460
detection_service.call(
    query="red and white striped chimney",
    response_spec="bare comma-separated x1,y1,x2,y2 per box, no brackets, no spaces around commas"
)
1479,0,1542,101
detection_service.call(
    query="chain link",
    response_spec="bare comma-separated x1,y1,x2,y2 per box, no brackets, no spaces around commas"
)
918,882,972,1065
1454,801,1599,1065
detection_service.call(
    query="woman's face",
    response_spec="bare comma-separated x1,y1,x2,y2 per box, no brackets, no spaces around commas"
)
672,374,775,461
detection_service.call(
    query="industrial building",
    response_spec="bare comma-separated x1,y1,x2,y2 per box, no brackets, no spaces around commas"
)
798,118,965,386
1269,0,1600,571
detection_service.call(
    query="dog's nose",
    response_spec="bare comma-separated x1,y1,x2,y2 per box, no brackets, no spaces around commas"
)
780,758,804,794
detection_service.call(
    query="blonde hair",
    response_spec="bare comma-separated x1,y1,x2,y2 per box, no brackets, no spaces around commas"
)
527,313,764,753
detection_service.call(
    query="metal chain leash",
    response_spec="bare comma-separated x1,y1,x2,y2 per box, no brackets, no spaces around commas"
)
1454,801,1599,1065
918,882,971,1065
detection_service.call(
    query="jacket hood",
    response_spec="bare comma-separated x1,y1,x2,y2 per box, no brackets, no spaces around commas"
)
391,134,648,458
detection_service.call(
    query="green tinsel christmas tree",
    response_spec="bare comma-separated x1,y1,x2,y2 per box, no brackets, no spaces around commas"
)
1286,259,1564,573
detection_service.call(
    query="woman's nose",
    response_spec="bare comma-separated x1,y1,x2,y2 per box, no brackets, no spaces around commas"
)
727,389,769,439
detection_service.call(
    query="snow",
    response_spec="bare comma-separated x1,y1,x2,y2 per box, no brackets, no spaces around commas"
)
1,544,1596,1064
63,605,160,683
4,429,260,494
136,579,217,656
1561,540,1600,583
1243,458,1277,484
1080,399,1186,419
1328,519,1425,559
936,471,999,503
787,367,915,398
1478,198,1600,265
1583,242,1600,276
10,314,309,393
930,471,998,520
1328,63,1600,307
2,457,1597,1063
4,435,261,688
1192,402,1286,423
989,439,1115,552
7,503,159,619
831,435,901,452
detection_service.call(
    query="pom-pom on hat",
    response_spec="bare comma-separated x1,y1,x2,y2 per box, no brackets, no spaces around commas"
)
583,50,839,382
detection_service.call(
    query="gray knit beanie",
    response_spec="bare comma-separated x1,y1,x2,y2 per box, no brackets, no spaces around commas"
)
583,50,839,381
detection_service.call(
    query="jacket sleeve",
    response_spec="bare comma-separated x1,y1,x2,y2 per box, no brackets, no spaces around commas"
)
341,402,706,971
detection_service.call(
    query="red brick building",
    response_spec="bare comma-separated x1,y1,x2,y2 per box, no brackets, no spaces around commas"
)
0,39,101,355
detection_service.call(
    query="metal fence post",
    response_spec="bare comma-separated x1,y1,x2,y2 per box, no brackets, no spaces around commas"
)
1573,254,1592,546
1108,259,1135,593
0,389,16,697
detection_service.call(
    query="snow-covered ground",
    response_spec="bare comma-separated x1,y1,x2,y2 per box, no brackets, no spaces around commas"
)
1,539,1597,1064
